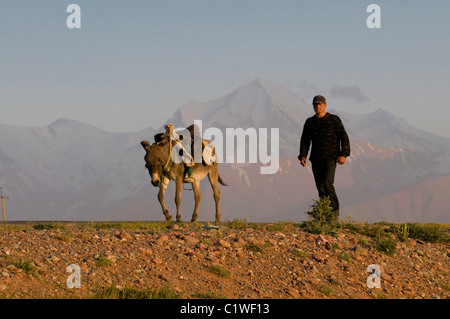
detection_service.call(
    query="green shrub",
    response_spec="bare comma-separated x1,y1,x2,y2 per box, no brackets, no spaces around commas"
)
226,219,259,230
93,285,179,299
94,254,112,267
292,249,309,258
392,223,409,242
192,291,225,299
12,258,35,274
33,222,59,230
304,197,339,235
319,285,334,297
375,238,397,256
406,223,449,244
440,282,450,291
208,265,231,278
245,243,264,253
337,251,351,262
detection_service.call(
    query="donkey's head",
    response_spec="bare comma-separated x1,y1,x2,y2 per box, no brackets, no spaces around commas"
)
140,137,170,187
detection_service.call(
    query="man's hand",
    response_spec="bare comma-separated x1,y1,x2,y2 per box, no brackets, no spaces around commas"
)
300,157,307,167
337,156,346,165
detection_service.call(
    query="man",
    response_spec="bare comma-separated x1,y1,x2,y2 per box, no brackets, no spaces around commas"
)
299,95,350,218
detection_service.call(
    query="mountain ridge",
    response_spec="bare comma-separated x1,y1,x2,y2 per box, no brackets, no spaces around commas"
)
1,78,450,222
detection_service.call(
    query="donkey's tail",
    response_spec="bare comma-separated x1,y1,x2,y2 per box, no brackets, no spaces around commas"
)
218,175,228,186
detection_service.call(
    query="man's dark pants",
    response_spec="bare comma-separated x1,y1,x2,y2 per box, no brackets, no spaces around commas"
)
311,159,339,215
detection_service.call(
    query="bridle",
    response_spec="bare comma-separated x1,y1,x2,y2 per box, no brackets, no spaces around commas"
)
160,125,175,183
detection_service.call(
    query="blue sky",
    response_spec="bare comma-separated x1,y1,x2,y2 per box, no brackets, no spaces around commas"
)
1,1,450,137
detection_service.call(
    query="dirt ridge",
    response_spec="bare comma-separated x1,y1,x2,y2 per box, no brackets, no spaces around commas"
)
0,221,448,299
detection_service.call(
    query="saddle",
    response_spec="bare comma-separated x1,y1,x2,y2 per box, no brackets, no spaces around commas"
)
154,124,216,168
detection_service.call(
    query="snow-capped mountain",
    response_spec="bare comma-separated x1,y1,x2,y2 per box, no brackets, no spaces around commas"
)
1,79,450,222
165,78,313,157
0,120,156,220
165,78,450,157
339,109,450,154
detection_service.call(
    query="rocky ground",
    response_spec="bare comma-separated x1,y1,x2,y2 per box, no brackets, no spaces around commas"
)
0,221,449,299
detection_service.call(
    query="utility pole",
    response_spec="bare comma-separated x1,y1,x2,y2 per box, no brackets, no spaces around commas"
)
1,187,8,222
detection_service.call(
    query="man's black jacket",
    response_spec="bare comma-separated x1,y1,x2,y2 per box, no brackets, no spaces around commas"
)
299,113,351,162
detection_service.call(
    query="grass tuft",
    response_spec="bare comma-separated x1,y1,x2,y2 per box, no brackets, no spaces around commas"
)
93,285,179,299
208,264,231,278
94,254,112,267
375,238,397,256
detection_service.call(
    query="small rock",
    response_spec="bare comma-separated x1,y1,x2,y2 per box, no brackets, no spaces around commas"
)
408,239,417,246
286,288,300,298
343,265,353,272
354,293,370,299
218,239,231,248
325,257,338,266
381,272,391,281
106,255,117,263
233,238,246,247
156,235,169,243
316,235,328,245
159,273,180,286
205,256,220,264
50,256,60,263
118,231,132,241
402,289,416,297
329,278,342,286
140,248,153,255
80,263,89,272
312,254,328,263
182,235,200,245
152,257,163,265
309,278,320,285
32,259,41,267
351,245,368,255
167,224,180,230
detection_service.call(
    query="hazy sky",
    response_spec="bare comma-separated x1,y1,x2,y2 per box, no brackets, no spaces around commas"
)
1,1,450,138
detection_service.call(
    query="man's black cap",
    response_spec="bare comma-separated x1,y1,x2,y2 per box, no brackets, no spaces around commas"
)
312,95,326,104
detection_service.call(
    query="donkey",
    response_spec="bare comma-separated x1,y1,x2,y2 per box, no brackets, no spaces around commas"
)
140,125,227,224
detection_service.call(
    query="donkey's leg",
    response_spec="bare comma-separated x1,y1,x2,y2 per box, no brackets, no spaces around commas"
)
158,183,172,221
175,177,183,222
208,168,221,224
191,180,202,222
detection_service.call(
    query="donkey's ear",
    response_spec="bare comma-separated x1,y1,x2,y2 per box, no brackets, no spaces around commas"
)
141,140,150,149
154,133,165,143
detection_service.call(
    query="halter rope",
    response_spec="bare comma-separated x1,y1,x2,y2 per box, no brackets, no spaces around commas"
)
160,125,174,184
